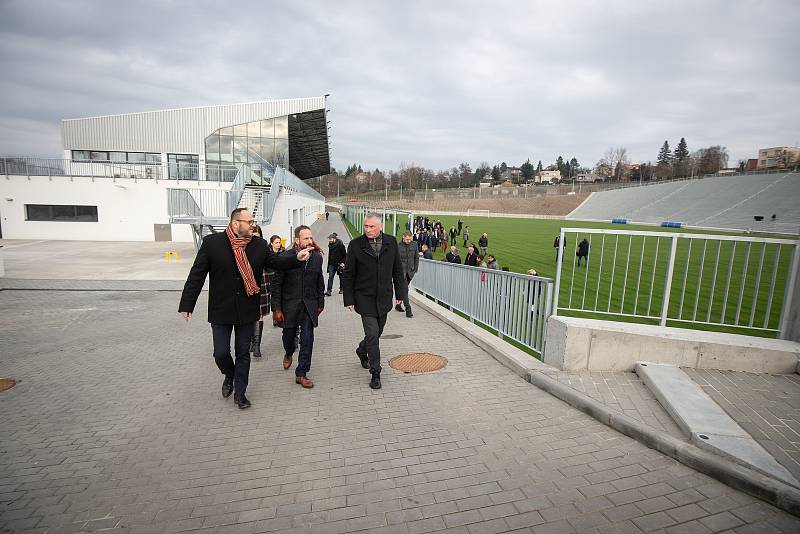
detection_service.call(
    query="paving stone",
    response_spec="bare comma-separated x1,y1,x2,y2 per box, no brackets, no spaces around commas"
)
0,223,797,534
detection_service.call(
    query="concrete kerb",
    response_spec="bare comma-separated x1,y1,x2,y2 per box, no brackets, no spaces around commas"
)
409,287,800,517
531,370,800,517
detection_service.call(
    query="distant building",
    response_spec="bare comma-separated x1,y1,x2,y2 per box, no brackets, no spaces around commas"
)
536,170,561,184
757,147,800,170
500,166,522,181
745,159,759,171
355,172,369,183
575,172,600,183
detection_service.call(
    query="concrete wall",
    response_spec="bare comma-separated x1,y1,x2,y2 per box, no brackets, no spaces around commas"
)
544,316,800,373
0,175,324,243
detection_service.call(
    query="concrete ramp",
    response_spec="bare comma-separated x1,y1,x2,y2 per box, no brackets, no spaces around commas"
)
635,362,800,488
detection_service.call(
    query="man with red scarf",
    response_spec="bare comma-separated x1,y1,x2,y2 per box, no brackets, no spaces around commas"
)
179,208,312,409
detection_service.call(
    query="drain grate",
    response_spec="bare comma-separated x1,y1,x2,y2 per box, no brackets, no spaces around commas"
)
389,353,448,373
0,379,17,392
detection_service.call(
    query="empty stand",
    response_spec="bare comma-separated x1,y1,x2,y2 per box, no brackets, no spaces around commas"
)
567,173,800,234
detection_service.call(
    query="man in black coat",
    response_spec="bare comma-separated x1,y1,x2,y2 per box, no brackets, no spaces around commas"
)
325,232,347,296
395,230,419,317
271,226,325,389
341,212,406,390
178,208,311,409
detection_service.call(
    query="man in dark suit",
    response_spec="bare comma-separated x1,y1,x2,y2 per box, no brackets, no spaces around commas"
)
271,226,325,389
325,232,347,296
341,213,406,390
178,208,312,409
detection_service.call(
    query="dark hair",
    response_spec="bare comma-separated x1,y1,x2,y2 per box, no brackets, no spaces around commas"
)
403,230,412,237
269,235,282,246
294,225,311,238
230,207,248,221
253,225,263,237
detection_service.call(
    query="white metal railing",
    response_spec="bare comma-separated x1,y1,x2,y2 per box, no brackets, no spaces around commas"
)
412,259,553,355
341,204,414,236
0,156,275,183
553,227,800,338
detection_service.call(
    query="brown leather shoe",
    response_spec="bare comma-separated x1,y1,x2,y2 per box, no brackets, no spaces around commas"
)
282,355,292,370
295,376,314,388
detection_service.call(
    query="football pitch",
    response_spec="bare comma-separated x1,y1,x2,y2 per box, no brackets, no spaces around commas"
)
343,212,797,338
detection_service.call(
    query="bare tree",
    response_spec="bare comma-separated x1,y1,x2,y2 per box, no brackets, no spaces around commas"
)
602,147,629,181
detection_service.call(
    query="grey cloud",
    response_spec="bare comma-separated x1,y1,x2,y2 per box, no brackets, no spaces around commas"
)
0,0,798,171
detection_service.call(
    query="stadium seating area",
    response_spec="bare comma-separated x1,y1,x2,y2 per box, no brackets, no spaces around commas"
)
367,193,589,216
567,172,800,234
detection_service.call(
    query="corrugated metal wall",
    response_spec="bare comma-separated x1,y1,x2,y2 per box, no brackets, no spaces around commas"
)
61,97,326,154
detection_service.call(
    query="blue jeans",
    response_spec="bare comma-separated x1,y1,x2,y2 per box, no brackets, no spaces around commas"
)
282,309,315,377
211,323,252,396
326,264,339,293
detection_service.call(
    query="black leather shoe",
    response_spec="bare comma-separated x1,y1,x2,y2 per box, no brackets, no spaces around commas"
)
406,310,413,318
234,394,251,409
395,304,404,312
325,291,331,296
356,348,369,369
221,376,233,398
369,374,382,390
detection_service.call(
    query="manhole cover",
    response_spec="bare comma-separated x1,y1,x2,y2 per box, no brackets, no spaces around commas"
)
389,353,448,373
0,379,17,392
382,334,403,339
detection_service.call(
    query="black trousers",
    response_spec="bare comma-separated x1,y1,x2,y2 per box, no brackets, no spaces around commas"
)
282,309,315,377
358,314,387,375
211,323,252,396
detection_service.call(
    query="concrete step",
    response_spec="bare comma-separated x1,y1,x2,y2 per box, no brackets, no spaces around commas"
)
635,362,799,488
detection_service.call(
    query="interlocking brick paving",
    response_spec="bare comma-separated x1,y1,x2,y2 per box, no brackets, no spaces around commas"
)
1,216,798,533
685,368,800,482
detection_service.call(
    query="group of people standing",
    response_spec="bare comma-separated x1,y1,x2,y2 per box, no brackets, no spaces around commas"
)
178,209,409,409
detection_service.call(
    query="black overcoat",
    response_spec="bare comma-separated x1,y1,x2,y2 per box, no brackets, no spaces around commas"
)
341,233,407,317
178,232,299,324
271,249,325,328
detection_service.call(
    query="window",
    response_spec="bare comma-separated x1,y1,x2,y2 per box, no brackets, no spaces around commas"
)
25,204,98,222
71,150,161,164
167,153,199,179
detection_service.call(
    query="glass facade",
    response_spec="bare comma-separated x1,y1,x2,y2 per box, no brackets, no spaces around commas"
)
204,116,288,169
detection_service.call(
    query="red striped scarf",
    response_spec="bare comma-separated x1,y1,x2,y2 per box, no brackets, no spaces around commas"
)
225,225,260,297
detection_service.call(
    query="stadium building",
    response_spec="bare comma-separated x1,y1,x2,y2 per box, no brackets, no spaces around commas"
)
0,96,330,243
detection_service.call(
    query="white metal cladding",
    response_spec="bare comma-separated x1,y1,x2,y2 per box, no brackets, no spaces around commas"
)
61,97,327,155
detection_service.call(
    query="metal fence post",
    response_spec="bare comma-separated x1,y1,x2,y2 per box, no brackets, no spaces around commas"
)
552,228,565,316
778,242,800,339
660,236,679,327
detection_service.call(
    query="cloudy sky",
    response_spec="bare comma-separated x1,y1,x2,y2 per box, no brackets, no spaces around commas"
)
0,0,798,173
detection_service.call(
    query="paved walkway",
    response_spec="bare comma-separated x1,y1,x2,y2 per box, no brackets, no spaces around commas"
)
1,216,799,533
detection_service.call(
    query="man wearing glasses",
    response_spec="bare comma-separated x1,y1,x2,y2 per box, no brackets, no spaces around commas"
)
179,208,312,409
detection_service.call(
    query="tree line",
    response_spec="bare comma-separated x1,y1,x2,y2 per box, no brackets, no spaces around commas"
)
317,139,732,196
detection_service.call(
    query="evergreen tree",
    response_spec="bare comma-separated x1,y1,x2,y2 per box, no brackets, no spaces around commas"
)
520,159,535,181
500,162,508,174
657,141,671,166
673,138,689,161
491,165,501,181
569,157,579,177
537,160,543,173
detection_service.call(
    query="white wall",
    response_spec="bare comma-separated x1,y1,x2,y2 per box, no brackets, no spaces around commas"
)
265,189,325,243
0,175,231,242
0,174,327,243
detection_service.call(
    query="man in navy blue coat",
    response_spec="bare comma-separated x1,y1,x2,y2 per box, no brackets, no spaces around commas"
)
271,226,325,389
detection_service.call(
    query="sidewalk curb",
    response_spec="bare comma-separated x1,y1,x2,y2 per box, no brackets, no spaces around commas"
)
529,371,800,516
409,288,800,517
